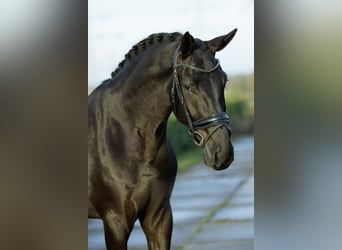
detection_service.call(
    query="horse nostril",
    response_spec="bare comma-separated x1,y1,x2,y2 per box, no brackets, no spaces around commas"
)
214,150,218,163
214,145,221,161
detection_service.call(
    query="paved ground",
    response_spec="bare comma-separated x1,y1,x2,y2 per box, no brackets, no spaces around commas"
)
88,135,254,250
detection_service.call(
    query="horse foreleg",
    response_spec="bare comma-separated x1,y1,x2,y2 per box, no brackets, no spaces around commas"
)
140,202,173,250
102,211,133,250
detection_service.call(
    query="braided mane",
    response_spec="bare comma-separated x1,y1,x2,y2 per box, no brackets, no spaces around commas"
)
111,32,183,77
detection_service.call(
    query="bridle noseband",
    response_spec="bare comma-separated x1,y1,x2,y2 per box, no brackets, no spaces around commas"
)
171,44,232,147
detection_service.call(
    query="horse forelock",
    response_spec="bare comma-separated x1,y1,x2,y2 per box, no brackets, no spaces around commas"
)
111,32,183,78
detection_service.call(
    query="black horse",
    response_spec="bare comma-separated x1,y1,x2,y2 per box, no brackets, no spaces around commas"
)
88,29,237,250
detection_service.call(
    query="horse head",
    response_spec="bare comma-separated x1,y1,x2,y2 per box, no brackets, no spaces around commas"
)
171,29,237,170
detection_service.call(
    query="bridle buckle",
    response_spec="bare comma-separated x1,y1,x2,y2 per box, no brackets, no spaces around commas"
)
189,130,205,146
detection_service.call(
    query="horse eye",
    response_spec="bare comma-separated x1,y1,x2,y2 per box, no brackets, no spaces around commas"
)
183,84,192,92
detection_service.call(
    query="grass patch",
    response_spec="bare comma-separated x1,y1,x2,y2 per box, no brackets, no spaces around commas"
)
167,113,204,172
176,149,202,172
212,218,253,223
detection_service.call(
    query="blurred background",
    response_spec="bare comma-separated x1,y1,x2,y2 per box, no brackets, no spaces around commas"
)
88,0,254,169
255,1,342,250
1,0,341,250
88,0,253,86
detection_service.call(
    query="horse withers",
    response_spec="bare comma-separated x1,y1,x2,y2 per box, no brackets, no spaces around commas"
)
88,29,237,250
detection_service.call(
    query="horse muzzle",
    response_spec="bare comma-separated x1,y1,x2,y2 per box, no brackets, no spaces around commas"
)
202,127,234,170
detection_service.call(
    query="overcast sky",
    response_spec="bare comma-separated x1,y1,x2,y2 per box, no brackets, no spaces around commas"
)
89,0,253,86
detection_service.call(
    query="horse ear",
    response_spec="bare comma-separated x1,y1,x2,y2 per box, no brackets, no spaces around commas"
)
208,28,237,53
180,31,195,58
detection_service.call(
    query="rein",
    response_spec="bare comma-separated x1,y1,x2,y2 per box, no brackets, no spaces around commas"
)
171,44,231,146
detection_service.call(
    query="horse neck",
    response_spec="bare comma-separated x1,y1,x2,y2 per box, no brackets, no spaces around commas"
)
115,42,178,136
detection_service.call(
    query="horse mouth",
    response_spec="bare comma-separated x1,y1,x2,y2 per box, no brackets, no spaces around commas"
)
214,155,234,170
208,156,234,171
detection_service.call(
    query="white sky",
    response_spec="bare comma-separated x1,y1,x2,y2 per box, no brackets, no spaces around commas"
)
89,0,254,87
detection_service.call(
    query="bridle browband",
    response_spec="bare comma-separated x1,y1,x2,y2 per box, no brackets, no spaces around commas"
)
171,44,231,146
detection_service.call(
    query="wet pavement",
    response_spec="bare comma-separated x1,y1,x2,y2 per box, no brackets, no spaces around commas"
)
88,135,254,250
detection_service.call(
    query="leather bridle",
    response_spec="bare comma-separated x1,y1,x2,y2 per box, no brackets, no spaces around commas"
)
171,44,232,147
